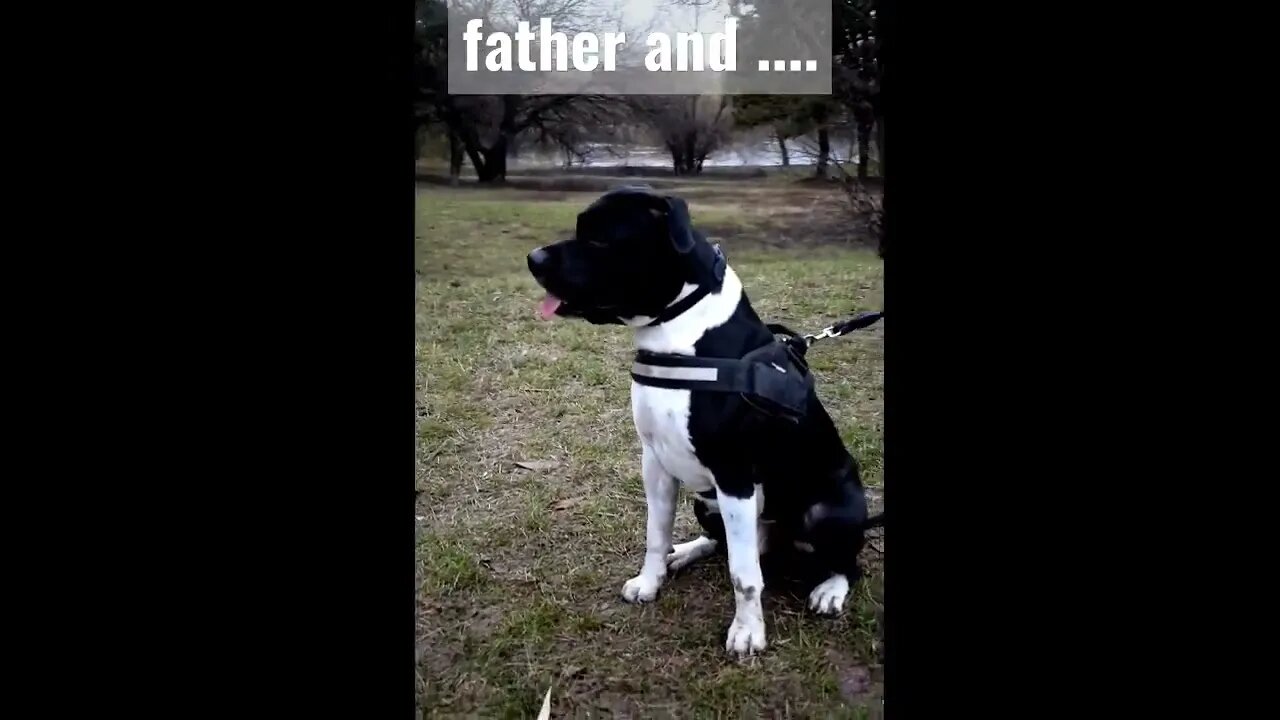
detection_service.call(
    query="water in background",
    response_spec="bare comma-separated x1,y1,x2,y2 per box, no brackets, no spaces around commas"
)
510,133,871,169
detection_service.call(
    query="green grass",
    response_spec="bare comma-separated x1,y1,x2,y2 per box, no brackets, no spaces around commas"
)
416,178,883,718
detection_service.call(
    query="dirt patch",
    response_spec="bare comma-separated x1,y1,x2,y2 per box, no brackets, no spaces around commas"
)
703,211,876,250
831,657,875,700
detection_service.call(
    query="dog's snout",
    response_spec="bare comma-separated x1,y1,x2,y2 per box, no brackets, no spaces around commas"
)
527,247,552,275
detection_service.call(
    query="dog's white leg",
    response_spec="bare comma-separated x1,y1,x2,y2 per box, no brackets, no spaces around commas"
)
808,573,851,615
718,487,767,656
621,445,677,603
666,535,718,573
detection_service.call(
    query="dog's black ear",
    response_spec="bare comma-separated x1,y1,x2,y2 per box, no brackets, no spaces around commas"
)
663,196,696,253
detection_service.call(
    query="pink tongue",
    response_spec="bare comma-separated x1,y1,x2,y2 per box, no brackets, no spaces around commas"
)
538,294,562,320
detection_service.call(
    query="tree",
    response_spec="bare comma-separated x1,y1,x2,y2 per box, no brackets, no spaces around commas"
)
413,0,628,183
833,0,881,180
445,95,614,182
735,95,847,176
722,0,853,177
628,95,733,175
522,101,632,168
832,0,883,253
414,0,459,179
733,96,806,167
731,1,884,251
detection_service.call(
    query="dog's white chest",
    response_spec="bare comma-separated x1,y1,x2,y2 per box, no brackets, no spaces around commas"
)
626,266,745,495
631,383,716,492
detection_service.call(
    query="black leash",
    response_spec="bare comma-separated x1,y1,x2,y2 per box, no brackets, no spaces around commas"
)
806,311,885,344
767,311,884,360
781,310,886,534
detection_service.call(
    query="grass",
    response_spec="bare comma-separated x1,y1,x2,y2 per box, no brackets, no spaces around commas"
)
416,177,883,718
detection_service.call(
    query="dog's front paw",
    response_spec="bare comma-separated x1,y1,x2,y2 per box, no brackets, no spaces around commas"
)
808,574,850,616
621,574,662,603
725,614,767,656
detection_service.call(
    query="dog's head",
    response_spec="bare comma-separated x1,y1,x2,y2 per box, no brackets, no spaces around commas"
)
527,187,723,325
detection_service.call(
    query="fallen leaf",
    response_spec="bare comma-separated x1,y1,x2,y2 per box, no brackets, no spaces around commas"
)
537,686,552,720
515,460,560,472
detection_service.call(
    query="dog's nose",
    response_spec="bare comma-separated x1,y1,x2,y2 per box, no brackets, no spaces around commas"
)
527,247,552,275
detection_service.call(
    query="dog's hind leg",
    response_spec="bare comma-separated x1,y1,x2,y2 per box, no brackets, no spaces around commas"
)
663,493,725,573
621,444,678,604
804,492,868,616
667,536,718,572
809,573,852,615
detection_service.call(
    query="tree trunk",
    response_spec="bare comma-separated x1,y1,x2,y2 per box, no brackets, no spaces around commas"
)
466,97,519,184
670,141,701,175
776,129,790,166
455,124,503,183
816,127,830,178
857,119,872,180
458,139,508,183
474,137,508,183
448,130,463,186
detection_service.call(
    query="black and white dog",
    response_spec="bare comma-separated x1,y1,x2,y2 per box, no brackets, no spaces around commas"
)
527,187,875,657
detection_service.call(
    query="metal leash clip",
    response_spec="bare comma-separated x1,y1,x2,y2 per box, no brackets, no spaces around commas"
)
804,326,838,346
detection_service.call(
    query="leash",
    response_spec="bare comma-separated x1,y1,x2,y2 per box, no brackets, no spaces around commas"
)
767,311,884,359
777,311,885,534
804,311,884,345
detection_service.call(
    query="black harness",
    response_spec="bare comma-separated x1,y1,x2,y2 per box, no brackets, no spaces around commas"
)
633,342,815,422
631,308,886,530
630,311,884,424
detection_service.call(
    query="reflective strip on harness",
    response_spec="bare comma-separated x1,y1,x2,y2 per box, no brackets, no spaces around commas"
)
630,342,815,422
631,362,719,382
628,314,880,422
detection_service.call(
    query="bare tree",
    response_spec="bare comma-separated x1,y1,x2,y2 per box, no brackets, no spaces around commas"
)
627,95,733,175
521,100,631,168
415,0,638,183
834,0,881,180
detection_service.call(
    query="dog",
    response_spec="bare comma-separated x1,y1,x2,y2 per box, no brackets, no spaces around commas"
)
527,187,875,657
